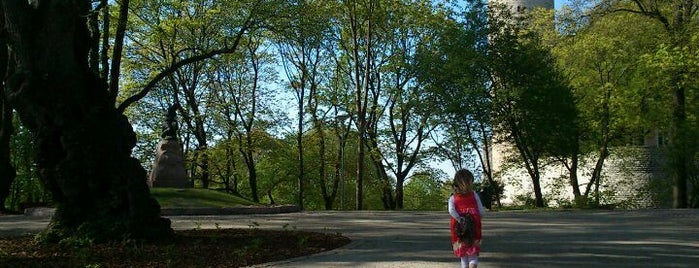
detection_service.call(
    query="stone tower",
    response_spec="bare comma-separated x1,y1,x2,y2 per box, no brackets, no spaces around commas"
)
490,0,553,14
487,0,555,205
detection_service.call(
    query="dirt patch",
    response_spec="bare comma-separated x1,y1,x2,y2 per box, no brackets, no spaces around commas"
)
0,228,351,267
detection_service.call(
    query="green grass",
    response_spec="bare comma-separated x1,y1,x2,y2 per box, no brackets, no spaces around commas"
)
150,188,258,208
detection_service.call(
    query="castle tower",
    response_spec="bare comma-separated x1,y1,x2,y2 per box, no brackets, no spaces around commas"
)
490,0,553,14
487,0,555,205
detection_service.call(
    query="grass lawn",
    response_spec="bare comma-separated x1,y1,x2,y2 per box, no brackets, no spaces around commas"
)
150,188,258,208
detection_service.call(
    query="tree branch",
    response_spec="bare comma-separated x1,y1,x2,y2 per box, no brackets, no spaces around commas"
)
116,25,249,113
118,47,229,113
607,1,670,31
108,0,129,103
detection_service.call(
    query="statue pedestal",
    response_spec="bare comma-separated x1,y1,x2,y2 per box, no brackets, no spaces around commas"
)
148,139,191,188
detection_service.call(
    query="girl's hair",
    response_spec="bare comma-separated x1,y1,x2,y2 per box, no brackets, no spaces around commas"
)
453,169,475,194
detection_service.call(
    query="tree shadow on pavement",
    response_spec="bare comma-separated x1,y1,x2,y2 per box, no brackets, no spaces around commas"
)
482,210,699,268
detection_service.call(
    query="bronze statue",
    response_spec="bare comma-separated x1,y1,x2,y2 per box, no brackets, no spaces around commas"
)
161,103,181,140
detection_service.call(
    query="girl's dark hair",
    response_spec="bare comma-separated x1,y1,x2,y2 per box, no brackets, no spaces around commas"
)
453,169,474,194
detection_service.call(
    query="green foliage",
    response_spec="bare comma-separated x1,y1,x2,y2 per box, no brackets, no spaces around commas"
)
557,11,661,148
490,25,577,156
560,195,598,209
35,210,129,245
4,118,48,212
403,170,447,210
513,193,547,209
544,175,573,207
296,233,309,248
58,235,94,249
577,0,699,208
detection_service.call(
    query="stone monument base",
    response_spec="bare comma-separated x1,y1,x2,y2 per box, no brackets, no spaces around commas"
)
149,139,191,188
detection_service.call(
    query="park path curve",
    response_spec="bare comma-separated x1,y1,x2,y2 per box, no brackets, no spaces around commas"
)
169,209,699,268
2,209,699,267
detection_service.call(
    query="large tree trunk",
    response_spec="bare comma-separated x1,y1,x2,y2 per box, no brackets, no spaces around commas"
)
0,14,15,212
670,81,688,208
1,1,171,241
567,138,582,198
0,95,14,212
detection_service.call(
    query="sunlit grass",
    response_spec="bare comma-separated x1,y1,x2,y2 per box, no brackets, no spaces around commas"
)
150,188,258,208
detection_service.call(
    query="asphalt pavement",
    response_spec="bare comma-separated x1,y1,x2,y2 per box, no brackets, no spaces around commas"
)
2,209,699,267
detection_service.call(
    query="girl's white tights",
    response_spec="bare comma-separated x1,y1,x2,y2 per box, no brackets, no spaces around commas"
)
460,256,478,268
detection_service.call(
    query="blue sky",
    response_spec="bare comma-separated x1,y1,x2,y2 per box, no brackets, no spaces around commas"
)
555,0,571,9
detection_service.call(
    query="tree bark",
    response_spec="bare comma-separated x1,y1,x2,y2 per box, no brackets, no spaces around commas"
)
1,1,171,241
563,137,582,199
0,9,15,211
0,110,13,212
0,94,14,212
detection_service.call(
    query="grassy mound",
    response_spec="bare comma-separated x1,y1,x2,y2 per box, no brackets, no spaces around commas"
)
150,188,258,208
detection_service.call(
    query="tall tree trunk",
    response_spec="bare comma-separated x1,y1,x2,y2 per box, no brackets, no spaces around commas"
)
569,144,582,198
394,178,404,210
670,79,688,208
332,143,342,210
355,129,365,210
1,1,171,241
244,134,258,202
532,173,544,208
198,148,210,189
314,119,331,210
294,80,305,210
334,121,350,210
346,0,375,211
375,161,395,210
585,146,609,200
0,93,14,212
226,145,240,195
244,41,261,202
517,143,545,207
512,123,545,207
190,104,209,189
478,123,502,207
557,128,582,200
586,85,611,203
0,16,15,212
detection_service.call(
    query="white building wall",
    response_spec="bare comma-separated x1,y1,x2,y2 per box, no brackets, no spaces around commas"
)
493,144,667,208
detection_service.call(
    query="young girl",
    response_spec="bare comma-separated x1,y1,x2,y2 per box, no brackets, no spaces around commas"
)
448,169,485,268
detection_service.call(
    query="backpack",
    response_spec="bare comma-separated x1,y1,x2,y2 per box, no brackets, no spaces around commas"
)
455,213,475,246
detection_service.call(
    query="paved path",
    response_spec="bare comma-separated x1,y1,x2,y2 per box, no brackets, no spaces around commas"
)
2,209,699,267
